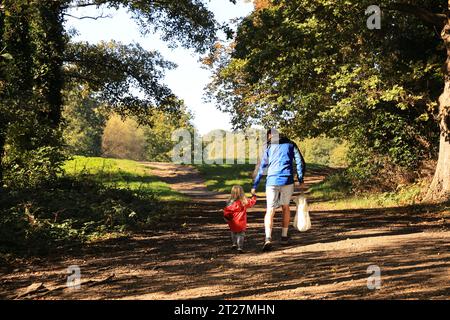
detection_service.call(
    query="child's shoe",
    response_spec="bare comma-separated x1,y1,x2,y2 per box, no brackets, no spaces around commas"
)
281,236,290,246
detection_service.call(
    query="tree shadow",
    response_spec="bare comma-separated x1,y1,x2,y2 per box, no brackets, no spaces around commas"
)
1,194,448,300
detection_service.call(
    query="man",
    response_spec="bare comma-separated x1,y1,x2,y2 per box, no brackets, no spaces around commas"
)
251,129,305,251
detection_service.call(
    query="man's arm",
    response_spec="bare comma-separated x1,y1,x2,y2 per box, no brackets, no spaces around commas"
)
252,148,269,191
293,143,305,183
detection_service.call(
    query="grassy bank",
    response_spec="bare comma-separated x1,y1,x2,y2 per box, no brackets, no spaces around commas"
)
64,157,186,201
195,163,425,210
195,162,329,195
0,157,184,257
195,163,256,194
307,171,425,210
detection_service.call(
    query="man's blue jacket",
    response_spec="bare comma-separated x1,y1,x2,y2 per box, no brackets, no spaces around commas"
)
253,137,305,189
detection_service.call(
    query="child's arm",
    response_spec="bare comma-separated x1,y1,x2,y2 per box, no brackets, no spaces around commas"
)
245,195,257,208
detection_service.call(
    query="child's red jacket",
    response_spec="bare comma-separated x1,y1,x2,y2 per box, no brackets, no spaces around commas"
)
223,195,257,233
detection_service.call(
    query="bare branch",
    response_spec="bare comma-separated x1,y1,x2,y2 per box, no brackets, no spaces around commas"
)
385,3,447,28
64,12,112,20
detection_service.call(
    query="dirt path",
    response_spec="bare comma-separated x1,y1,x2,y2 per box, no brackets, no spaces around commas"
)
1,163,449,300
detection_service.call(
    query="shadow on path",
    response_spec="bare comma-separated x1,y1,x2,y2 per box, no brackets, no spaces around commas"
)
0,163,448,300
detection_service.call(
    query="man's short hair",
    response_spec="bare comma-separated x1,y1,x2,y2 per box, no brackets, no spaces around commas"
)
266,128,279,137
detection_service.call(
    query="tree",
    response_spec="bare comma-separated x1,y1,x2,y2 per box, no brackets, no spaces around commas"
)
64,0,229,53
64,40,181,121
101,114,147,160
391,2,450,201
144,108,195,162
0,0,67,187
208,0,449,201
0,0,234,186
62,89,108,156
0,12,10,185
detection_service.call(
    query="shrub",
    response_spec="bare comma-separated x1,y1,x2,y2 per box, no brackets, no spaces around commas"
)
0,176,169,256
3,146,66,190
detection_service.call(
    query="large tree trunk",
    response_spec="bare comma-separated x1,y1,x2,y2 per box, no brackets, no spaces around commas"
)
426,115,450,202
425,17,450,202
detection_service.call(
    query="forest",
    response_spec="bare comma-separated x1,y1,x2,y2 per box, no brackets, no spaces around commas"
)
0,0,448,301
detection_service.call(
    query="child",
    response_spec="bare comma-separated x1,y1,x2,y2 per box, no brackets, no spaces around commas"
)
223,185,257,253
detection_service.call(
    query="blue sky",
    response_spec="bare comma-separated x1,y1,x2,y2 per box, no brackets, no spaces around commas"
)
65,0,254,135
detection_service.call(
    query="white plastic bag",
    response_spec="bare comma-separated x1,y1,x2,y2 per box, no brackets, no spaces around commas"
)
293,195,311,232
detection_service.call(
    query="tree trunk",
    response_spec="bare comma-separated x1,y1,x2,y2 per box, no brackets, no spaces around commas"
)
425,16,450,202
426,119,450,202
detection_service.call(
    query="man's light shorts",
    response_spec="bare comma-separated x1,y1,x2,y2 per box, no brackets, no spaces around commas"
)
266,184,294,209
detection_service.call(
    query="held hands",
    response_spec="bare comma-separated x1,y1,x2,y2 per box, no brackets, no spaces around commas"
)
251,188,256,196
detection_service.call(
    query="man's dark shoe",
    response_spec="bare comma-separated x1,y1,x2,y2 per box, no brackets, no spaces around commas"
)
262,238,272,252
281,236,290,246
231,244,237,250
237,248,244,254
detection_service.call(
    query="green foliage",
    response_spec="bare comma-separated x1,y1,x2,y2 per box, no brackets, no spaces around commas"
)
101,115,147,161
329,142,349,168
0,0,67,185
308,171,352,201
63,156,188,201
0,157,186,256
144,109,195,162
0,179,157,255
207,0,443,190
62,90,108,156
0,0,239,255
98,109,195,162
1,0,226,188
3,146,66,189
201,128,268,164
64,40,183,120
66,0,227,53
309,174,425,211
195,162,329,194
297,137,348,167
62,87,195,162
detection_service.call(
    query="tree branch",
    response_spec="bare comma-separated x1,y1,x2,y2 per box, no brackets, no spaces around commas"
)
62,1,109,10
64,12,111,20
385,3,447,28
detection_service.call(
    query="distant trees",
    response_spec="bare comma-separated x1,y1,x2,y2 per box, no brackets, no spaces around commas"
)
64,106,196,162
143,109,195,162
101,115,146,161
62,91,108,157
298,137,348,168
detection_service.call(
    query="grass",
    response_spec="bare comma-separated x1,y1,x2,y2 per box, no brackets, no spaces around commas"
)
0,156,186,257
308,172,425,211
195,162,329,196
63,156,187,202
195,163,260,194
195,163,425,210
